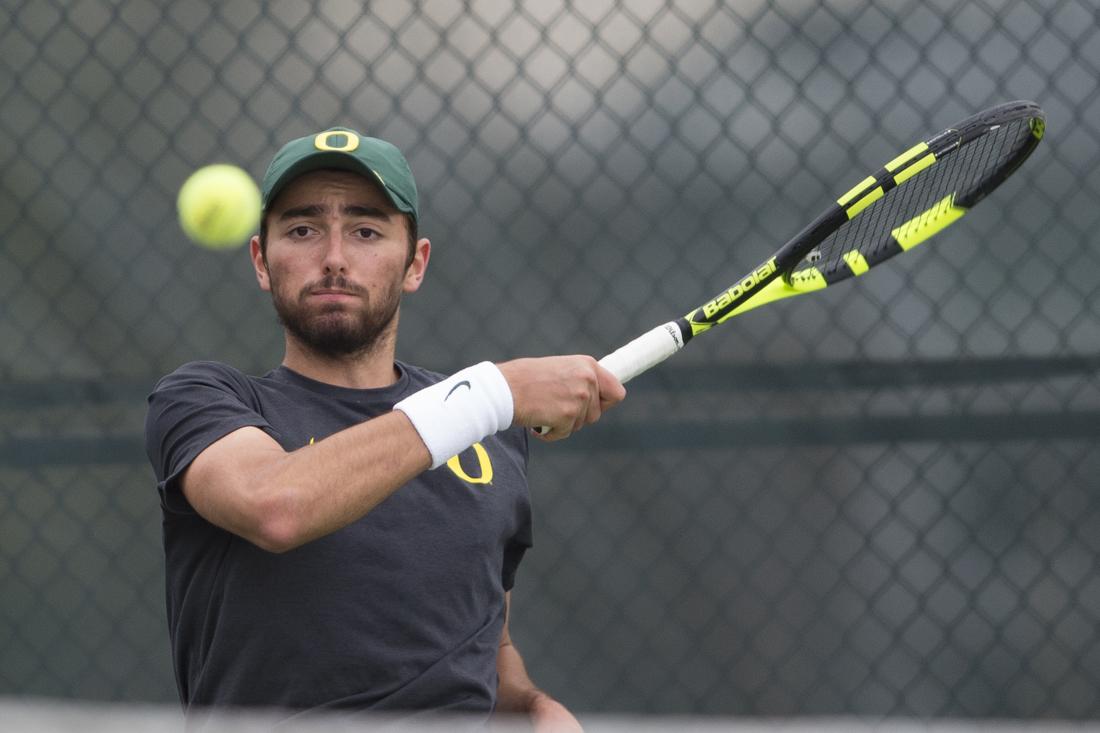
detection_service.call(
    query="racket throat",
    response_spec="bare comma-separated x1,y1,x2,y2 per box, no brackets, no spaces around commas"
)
684,271,825,337
724,272,825,321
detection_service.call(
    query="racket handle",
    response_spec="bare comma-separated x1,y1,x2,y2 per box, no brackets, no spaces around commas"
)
534,322,684,435
597,321,685,383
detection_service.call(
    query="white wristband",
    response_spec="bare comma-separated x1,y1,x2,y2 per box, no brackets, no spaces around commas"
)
394,362,515,469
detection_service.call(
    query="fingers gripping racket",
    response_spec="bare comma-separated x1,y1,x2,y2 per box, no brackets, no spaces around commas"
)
538,101,1045,433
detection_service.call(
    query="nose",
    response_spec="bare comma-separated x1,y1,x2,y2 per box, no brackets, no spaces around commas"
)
320,228,348,275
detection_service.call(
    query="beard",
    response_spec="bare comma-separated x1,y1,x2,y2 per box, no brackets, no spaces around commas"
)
269,272,402,359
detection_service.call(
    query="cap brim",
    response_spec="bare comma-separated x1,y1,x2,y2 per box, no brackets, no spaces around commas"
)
263,152,392,211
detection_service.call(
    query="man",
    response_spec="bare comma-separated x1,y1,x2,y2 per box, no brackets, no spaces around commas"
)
145,127,625,729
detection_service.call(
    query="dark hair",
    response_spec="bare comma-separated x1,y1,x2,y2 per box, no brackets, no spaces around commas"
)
259,213,418,267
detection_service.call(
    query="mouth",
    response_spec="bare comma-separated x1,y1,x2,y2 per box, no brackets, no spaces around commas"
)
308,289,360,301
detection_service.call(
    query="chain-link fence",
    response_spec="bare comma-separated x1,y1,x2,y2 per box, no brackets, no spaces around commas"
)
2,0,1099,719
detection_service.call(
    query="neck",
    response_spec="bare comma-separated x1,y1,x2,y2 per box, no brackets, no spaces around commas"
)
281,324,401,390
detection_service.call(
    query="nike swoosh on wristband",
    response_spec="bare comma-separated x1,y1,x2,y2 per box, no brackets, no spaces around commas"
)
444,380,472,401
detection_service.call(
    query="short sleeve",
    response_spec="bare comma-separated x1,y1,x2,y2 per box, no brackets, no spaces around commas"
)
144,361,271,515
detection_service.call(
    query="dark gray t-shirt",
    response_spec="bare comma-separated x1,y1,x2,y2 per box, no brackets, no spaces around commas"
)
144,360,532,716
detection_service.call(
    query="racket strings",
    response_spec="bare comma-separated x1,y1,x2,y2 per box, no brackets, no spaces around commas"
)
792,116,1036,283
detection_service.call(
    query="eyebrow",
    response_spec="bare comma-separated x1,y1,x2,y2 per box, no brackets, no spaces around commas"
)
278,204,393,221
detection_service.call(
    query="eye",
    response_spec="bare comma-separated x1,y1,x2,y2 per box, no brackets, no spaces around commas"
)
288,225,313,238
354,227,380,239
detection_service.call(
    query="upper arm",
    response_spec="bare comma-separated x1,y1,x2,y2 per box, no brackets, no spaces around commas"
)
180,425,289,550
145,361,272,514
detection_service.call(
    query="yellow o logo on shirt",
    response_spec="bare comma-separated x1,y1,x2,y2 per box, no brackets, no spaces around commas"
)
446,442,494,485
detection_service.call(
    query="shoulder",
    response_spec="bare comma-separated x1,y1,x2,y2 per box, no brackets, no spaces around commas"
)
147,361,266,418
151,360,255,396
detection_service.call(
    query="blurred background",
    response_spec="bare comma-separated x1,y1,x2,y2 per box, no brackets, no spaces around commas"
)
2,0,1099,721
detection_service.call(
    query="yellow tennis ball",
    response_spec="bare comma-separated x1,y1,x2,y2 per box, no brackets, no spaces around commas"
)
177,164,262,249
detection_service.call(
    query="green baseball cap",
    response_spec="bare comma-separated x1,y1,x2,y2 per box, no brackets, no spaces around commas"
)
261,127,419,223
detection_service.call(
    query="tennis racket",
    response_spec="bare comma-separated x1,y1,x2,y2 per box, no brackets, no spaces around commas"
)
538,101,1045,433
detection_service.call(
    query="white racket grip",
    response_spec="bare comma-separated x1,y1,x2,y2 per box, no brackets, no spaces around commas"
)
597,321,685,384
534,322,684,435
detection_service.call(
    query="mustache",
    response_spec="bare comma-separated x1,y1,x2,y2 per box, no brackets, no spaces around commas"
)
299,275,367,298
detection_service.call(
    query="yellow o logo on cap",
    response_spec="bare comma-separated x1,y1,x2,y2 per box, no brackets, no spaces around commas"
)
314,130,360,152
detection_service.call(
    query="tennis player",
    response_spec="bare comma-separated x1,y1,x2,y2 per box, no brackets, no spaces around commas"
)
144,127,624,729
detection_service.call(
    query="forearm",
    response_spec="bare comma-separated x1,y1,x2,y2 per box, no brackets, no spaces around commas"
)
497,641,582,731
286,353,626,544
187,410,430,553
256,411,430,548
496,637,545,713
265,361,518,546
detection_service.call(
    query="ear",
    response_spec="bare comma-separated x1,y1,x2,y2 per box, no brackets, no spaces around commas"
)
250,235,271,292
403,237,431,293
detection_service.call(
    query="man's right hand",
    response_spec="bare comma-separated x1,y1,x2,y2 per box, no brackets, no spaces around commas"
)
497,356,626,440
